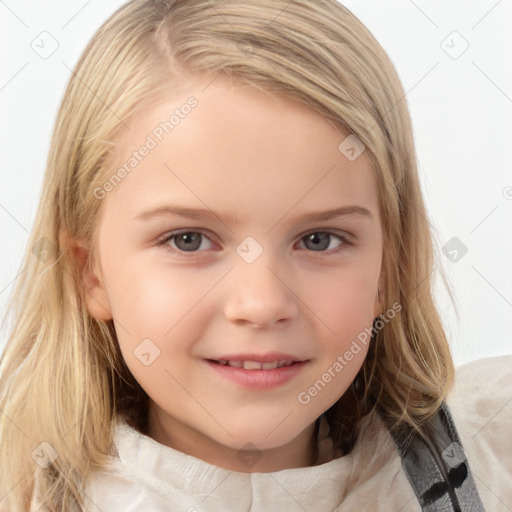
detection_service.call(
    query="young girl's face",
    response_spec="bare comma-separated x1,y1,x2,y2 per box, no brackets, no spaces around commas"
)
84,73,383,471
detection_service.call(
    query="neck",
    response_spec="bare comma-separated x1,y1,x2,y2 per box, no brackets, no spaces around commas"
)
144,406,319,473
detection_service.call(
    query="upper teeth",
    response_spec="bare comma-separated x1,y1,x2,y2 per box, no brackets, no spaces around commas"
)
217,360,294,369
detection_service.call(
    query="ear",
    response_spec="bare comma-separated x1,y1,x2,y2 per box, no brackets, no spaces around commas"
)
59,229,113,321
373,272,386,318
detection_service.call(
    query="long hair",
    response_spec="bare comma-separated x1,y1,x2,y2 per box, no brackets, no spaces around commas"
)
0,1,454,509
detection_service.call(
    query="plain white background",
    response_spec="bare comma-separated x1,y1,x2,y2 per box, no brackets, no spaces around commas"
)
1,0,511,363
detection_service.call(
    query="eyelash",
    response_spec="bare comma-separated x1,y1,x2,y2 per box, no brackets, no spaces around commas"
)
156,229,352,256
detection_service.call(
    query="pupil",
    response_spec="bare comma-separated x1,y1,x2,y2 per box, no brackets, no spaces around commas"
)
307,232,329,251
177,232,201,251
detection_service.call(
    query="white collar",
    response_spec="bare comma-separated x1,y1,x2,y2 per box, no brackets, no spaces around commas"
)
107,414,356,510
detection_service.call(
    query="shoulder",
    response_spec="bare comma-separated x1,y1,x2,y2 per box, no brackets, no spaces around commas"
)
448,355,512,428
451,354,512,390
446,355,512,510
448,354,512,442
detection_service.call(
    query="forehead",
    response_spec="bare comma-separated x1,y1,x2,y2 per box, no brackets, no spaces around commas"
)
101,74,379,226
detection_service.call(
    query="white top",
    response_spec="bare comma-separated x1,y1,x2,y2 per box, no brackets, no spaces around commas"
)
32,356,512,511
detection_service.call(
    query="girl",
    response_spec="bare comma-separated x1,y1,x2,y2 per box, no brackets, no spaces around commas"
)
1,1,510,510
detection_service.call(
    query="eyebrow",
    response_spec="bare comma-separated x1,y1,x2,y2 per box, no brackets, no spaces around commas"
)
134,204,373,225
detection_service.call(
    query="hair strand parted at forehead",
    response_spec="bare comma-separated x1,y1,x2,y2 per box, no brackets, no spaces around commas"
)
0,1,454,509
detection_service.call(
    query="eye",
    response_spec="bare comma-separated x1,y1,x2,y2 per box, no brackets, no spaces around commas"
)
157,230,214,253
298,231,349,253
156,229,350,255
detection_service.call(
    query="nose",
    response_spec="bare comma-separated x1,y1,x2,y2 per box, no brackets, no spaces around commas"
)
223,259,299,329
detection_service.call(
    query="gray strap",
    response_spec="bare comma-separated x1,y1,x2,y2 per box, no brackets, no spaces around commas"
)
388,402,485,511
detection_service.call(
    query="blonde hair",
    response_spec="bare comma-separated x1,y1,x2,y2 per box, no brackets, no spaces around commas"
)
0,0,454,509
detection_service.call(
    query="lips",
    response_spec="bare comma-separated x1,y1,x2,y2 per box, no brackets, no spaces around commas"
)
206,353,306,371
204,356,309,390
210,359,297,370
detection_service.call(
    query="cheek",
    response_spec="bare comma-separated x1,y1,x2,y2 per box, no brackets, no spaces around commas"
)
297,266,377,409
103,258,223,402
103,254,219,357
310,265,378,338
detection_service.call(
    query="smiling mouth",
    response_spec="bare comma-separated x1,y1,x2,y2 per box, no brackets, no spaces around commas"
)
207,359,301,370
204,358,309,389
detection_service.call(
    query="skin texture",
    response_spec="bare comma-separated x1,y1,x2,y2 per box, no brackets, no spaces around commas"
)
82,73,384,472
